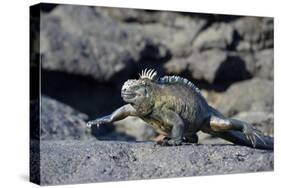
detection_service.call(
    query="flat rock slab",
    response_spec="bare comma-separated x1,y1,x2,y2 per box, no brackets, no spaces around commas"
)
35,141,273,185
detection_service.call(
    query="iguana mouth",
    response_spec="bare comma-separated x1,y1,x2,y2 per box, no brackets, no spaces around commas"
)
121,92,136,99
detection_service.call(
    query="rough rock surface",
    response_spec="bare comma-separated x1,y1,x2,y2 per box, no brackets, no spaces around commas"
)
40,96,93,140
165,50,251,84
36,141,273,185
40,4,212,84
39,4,273,86
254,49,274,80
192,23,234,50
40,5,170,83
215,78,273,117
234,49,274,81
233,17,273,51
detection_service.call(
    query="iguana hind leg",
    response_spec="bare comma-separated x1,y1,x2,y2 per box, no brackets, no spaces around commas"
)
209,116,266,148
156,109,186,146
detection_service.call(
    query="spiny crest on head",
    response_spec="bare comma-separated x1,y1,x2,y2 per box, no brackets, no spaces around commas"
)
139,68,157,81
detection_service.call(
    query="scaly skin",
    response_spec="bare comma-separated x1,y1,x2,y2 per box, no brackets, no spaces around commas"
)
87,69,273,150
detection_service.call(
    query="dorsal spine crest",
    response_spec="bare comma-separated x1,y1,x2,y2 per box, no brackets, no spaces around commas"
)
158,76,201,95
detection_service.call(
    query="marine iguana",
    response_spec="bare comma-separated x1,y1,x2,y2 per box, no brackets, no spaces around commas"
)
87,69,273,150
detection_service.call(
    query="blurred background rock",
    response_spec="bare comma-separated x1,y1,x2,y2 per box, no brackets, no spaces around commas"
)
32,3,273,144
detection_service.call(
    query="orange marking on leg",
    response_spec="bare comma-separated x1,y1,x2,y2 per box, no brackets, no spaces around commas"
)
153,134,166,142
210,116,232,132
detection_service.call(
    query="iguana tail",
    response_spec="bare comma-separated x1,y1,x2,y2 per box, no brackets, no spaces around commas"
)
208,107,273,150
214,129,273,150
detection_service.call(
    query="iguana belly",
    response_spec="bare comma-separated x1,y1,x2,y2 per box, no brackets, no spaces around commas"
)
141,117,171,136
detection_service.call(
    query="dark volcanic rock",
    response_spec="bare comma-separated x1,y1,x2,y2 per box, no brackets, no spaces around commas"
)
236,51,256,77
40,4,208,81
40,5,134,83
40,5,170,83
97,6,205,28
192,23,235,50
254,49,274,80
234,17,273,51
236,49,274,81
40,96,93,140
41,70,124,120
39,5,273,85
164,50,250,84
185,50,228,83
164,57,191,75
37,140,273,185
98,6,207,57
96,7,161,23
128,16,207,58
215,78,273,117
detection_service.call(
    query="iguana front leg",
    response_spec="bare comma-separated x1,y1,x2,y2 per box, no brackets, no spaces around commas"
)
87,104,137,128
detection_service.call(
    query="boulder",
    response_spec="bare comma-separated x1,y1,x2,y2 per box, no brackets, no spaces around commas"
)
39,95,93,140
192,23,234,50
97,6,207,57
97,6,207,30
113,117,157,141
35,140,273,185
164,50,250,84
96,7,159,23
40,5,170,83
235,49,274,81
233,17,273,51
215,78,273,117
185,50,228,83
236,51,256,77
40,4,208,81
254,49,274,80
162,16,207,57
129,16,207,58
164,57,191,75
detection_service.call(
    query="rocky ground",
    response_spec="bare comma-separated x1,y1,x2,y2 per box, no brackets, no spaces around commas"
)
30,3,274,185
32,141,273,185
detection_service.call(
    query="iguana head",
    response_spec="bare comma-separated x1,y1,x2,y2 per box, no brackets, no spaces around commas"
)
121,69,157,110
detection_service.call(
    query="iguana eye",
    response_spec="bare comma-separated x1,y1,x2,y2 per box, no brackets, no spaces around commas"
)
144,87,151,97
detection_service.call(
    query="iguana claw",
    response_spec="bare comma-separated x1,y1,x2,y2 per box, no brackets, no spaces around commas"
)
86,121,95,128
86,116,110,128
243,124,266,148
157,138,187,146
